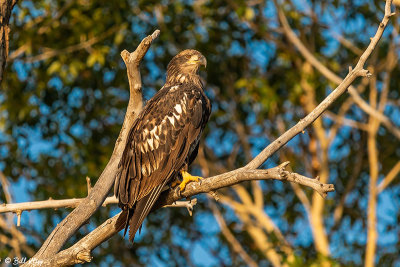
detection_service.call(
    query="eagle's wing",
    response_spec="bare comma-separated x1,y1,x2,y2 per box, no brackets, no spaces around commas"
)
114,84,209,240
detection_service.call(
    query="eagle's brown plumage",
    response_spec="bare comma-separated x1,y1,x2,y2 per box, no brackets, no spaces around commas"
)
114,49,211,242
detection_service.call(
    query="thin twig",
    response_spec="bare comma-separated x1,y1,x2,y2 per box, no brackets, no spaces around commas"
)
324,111,369,131
86,177,92,195
377,161,400,193
0,196,116,214
331,31,363,56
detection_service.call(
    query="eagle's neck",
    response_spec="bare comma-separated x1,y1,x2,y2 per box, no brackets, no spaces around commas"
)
165,72,204,89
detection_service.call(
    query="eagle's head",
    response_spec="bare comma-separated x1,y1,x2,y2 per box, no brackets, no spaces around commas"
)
166,49,207,86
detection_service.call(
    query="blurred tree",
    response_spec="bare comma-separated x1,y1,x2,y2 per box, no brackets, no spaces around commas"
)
0,0,399,266
0,0,17,84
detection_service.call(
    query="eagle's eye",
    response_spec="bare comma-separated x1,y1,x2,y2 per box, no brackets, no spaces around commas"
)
186,55,200,65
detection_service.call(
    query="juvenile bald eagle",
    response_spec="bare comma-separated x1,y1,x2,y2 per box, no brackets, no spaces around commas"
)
114,49,211,242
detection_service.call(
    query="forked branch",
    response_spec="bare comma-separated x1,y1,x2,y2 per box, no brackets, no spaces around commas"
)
45,163,331,267
23,0,394,264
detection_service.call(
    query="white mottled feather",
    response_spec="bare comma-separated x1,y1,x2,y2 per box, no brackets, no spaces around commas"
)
174,104,182,114
148,138,154,150
170,85,179,92
167,116,175,126
173,113,180,120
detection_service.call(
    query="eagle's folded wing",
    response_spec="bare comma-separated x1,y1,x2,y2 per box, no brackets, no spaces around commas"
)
115,85,206,208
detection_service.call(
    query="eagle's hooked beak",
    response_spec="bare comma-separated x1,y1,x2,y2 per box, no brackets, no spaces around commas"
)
188,56,207,68
199,56,207,68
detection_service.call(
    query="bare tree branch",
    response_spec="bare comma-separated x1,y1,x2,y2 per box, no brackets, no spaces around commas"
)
274,0,400,140
299,60,332,261
333,145,365,225
42,200,198,267
24,29,160,266
365,81,380,267
0,196,118,214
363,14,399,263
0,173,35,258
327,78,369,143
331,31,363,56
155,162,334,210
244,0,394,170
377,161,400,193
226,184,295,261
0,197,196,216
221,193,287,266
28,163,331,267
209,201,258,267
324,111,369,131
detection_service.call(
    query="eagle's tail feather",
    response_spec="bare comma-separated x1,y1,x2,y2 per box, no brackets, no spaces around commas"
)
128,181,168,242
115,209,131,234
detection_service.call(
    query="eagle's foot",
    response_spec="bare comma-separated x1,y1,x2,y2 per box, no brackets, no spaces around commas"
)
174,185,183,198
170,179,181,188
179,171,203,191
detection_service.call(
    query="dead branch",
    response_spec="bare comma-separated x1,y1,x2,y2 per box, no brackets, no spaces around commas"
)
274,0,400,140
243,0,394,170
24,29,160,266
331,31,363,56
0,175,195,218
0,196,118,214
209,201,258,267
377,161,400,193
45,200,198,267
365,82,380,267
324,111,369,131
219,190,295,261
333,145,365,225
37,163,328,267
0,197,196,216
155,162,334,208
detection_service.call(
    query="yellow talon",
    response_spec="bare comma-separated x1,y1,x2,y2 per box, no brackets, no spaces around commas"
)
179,170,203,191
170,179,181,188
